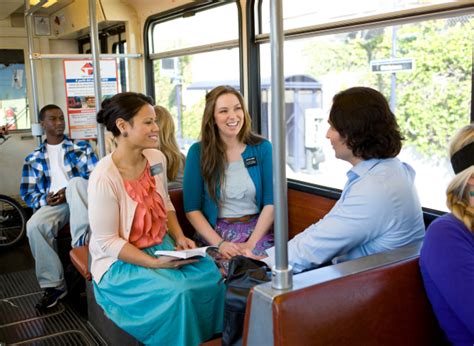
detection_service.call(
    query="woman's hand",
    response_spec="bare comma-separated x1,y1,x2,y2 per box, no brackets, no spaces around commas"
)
236,241,255,253
150,256,198,269
219,241,242,259
241,249,267,260
236,242,268,260
174,236,196,250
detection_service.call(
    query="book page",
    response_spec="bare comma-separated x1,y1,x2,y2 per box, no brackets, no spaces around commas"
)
154,246,216,259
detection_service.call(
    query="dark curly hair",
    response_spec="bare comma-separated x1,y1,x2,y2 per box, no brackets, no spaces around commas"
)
96,92,154,137
329,87,403,160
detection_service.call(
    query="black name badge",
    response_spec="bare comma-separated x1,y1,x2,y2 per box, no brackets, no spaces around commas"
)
150,163,163,176
244,156,257,168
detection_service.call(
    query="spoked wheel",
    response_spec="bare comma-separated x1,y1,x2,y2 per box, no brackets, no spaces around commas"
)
0,195,27,248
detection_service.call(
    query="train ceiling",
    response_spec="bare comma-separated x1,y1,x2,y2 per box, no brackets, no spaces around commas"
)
2,0,73,20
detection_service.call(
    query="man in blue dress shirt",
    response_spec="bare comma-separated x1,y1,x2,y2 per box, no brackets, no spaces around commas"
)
263,87,425,273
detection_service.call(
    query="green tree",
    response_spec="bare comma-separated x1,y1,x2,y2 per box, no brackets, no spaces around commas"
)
395,20,472,158
182,97,205,140
304,16,472,159
154,55,204,142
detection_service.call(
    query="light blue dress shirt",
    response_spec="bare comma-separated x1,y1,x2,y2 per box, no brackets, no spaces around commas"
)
264,158,425,273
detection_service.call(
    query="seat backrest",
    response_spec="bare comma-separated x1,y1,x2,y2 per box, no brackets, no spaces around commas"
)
168,187,338,240
287,188,336,239
271,256,446,346
169,189,196,238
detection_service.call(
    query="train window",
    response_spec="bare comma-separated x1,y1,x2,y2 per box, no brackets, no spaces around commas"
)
0,49,30,131
258,11,473,211
149,3,240,149
256,0,466,34
150,3,238,54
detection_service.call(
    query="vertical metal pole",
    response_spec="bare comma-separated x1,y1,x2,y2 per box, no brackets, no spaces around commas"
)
390,25,397,112
270,0,292,290
25,0,42,145
176,82,182,140
89,0,106,157
294,90,301,172
175,58,182,141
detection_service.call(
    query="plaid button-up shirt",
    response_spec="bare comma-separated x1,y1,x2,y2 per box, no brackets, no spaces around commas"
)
20,136,98,209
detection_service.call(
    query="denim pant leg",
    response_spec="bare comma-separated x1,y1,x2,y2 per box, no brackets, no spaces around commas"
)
26,203,69,289
66,177,89,247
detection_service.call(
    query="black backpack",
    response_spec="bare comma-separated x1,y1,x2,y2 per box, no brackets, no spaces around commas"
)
222,255,271,346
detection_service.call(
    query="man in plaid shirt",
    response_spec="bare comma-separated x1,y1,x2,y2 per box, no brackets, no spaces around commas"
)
20,104,98,309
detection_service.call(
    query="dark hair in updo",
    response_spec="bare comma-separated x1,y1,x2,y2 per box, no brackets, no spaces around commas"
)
96,92,154,137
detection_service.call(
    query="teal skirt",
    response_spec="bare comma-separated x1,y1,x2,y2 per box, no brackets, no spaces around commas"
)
93,234,225,346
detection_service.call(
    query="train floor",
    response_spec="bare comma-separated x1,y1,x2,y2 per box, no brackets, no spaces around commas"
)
0,237,106,345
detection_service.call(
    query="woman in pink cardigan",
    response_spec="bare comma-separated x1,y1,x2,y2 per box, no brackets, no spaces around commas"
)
88,92,224,345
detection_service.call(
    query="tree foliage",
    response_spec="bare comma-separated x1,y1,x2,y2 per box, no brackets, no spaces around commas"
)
305,16,472,160
153,55,204,143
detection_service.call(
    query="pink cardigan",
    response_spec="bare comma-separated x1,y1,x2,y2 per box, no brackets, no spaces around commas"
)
88,149,175,283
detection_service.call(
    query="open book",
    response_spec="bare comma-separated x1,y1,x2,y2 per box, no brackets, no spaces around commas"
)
154,246,217,259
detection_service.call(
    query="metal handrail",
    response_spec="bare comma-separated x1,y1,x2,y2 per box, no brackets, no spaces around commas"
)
270,0,292,290
89,0,106,158
24,0,42,144
31,53,142,60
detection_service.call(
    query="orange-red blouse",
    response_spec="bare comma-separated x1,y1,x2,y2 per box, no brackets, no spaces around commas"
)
125,163,167,249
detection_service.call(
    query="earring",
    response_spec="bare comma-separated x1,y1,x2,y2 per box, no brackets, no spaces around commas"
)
122,131,128,138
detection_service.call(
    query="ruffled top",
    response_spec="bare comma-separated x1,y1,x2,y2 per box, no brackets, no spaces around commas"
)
125,163,167,249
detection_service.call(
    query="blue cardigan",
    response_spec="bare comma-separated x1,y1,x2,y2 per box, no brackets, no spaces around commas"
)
183,139,273,227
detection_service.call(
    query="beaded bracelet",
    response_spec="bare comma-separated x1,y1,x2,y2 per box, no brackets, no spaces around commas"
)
217,240,225,249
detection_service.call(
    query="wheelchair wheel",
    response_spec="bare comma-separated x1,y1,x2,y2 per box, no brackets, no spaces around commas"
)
0,195,27,248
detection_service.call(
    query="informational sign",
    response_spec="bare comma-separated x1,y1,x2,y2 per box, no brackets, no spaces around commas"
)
304,108,325,149
63,59,118,139
370,58,414,73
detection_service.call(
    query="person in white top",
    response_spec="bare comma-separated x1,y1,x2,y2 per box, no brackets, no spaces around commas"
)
20,105,98,309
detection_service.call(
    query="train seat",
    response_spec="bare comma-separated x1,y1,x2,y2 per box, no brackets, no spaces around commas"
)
70,245,91,281
245,242,447,345
68,187,336,282
168,188,197,238
56,223,71,239
69,188,441,345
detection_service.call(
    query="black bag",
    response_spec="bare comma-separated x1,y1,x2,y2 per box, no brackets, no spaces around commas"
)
222,255,271,346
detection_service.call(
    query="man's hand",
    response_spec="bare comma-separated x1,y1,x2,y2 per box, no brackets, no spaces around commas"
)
55,188,67,203
46,188,66,206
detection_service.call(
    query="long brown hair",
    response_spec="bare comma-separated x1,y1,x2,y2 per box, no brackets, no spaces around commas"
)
200,85,262,202
154,105,185,182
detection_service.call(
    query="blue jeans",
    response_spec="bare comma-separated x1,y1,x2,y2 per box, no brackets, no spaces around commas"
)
26,177,89,289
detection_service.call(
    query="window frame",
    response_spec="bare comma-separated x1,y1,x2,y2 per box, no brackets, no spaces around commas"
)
144,1,244,100
248,0,474,215
0,48,30,132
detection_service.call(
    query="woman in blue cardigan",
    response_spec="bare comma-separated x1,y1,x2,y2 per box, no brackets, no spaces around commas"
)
183,85,274,260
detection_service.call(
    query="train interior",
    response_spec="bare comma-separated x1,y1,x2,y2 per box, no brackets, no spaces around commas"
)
0,0,473,344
